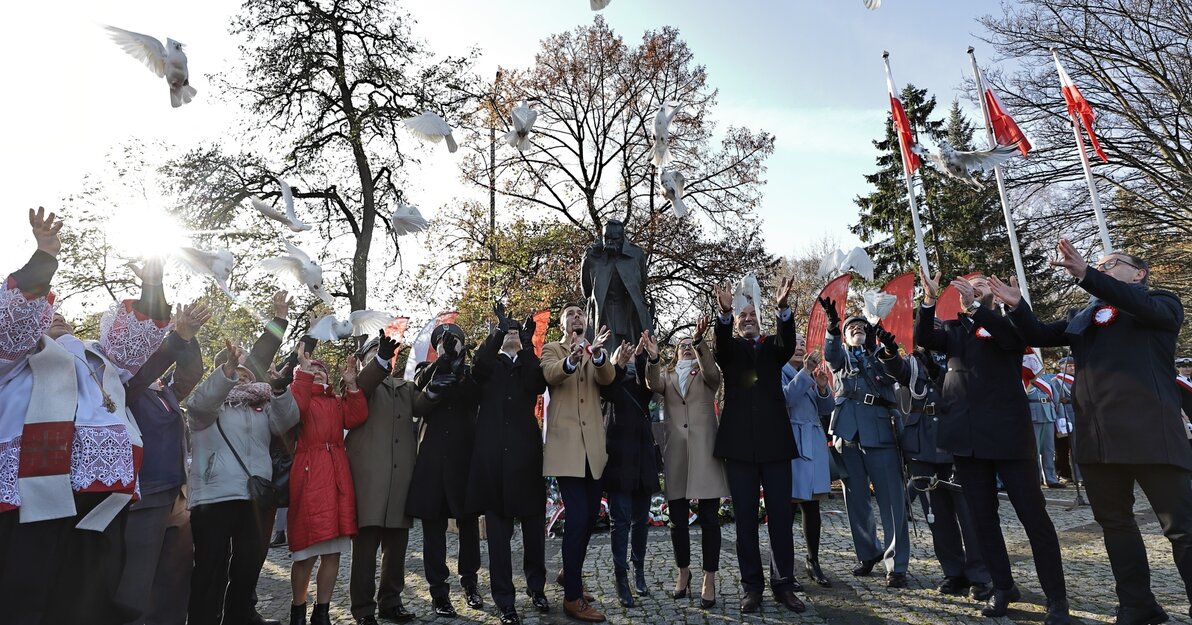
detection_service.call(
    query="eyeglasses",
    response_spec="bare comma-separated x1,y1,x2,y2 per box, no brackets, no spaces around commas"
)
1095,257,1140,271
678,342,694,350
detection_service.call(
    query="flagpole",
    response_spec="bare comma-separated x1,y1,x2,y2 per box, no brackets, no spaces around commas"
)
1051,48,1113,254
883,51,931,278
968,47,1032,306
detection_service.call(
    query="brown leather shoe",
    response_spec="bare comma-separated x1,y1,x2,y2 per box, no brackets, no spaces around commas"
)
774,589,807,613
562,598,606,622
740,590,763,613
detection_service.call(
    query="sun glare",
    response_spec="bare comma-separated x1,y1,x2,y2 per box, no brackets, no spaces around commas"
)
106,207,191,261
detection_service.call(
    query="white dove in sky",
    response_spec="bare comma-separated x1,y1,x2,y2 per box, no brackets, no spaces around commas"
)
732,272,763,315
503,103,538,152
864,0,881,9
403,112,457,153
652,103,680,168
862,290,898,324
251,177,311,232
818,247,874,280
660,169,687,218
307,310,396,342
259,239,333,306
912,140,1021,189
105,25,197,108
389,201,429,236
174,247,235,295
591,0,611,10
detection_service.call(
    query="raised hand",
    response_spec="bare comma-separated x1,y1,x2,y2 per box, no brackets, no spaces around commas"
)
493,301,514,332
174,301,213,342
128,257,165,286
1051,238,1088,281
29,207,64,257
567,341,585,367
272,290,292,320
712,281,733,314
874,324,899,353
805,349,823,372
342,356,359,390
693,315,710,342
222,339,242,380
591,325,611,355
950,277,976,309
519,315,536,350
775,276,794,310
816,296,841,328
377,330,399,361
987,275,1023,309
920,269,941,304
612,340,634,367
296,347,313,372
640,330,659,359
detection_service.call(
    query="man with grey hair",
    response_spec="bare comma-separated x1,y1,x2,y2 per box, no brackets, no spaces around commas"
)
991,240,1191,624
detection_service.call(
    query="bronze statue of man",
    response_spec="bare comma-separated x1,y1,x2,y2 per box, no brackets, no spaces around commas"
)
580,220,653,348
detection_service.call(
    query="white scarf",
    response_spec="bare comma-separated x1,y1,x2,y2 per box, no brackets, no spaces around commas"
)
676,358,697,397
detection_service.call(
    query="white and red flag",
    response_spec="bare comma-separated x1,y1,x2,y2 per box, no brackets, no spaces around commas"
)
1054,55,1109,162
885,62,921,175
979,67,1031,157
402,310,459,379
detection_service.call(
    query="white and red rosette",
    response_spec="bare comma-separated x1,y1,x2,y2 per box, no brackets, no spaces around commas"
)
1093,305,1119,327
975,326,993,339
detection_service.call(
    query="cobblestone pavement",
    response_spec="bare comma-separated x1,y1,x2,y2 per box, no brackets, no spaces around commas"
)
258,485,1192,624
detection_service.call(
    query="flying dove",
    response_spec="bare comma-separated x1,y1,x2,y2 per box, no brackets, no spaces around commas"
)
732,272,763,316
105,25,197,108
389,201,429,236
839,247,875,281
259,239,334,306
174,247,235,296
307,310,396,342
652,103,680,167
817,250,846,279
864,0,881,9
912,140,1021,189
250,177,311,232
862,290,897,325
503,103,538,152
403,112,457,153
660,169,687,217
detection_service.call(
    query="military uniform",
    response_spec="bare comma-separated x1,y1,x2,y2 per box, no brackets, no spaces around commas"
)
1026,380,1059,485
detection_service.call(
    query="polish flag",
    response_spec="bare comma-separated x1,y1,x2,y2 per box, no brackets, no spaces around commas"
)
979,67,1031,157
1054,54,1109,162
885,63,921,175
402,310,459,379
1022,349,1043,386
531,308,552,357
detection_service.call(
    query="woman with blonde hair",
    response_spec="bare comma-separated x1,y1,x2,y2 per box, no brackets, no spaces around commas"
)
644,317,728,609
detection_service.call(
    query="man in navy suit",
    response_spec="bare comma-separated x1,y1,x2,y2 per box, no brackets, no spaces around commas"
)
991,240,1192,625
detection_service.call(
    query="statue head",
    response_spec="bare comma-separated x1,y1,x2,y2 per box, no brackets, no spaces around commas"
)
602,220,626,254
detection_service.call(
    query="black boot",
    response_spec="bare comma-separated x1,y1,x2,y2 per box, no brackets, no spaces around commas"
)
615,569,635,608
805,557,831,587
310,603,331,625
289,603,307,625
633,565,650,596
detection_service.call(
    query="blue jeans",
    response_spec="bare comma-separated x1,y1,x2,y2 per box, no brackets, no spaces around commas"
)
607,491,650,574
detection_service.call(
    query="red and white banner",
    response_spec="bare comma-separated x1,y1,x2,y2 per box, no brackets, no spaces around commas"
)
806,274,851,356
1054,55,1108,162
879,271,915,353
885,63,921,175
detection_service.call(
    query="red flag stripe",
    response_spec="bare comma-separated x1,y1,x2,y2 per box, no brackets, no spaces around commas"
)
806,274,852,356
980,68,1031,157
1055,56,1109,163
885,65,921,175
879,272,915,353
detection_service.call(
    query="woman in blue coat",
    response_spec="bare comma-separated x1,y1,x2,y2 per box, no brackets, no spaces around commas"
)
781,337,835,586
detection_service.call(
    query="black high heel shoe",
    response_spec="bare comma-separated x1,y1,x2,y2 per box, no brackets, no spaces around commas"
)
699,572,717,610
672,570,691,599
805,557,831,587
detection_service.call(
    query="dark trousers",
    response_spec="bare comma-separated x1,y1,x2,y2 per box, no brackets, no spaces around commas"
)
0,493,130,625
607,491,650,574
1054,435,1073,481
724,458,795,593
350,526,411,619
1081,463,1192,610
669,498,721,571
421,516,481,603
907,460,990,584
556,473,603,601
953,457,1065,599
188,499,269,625
116,489,193,625
485,514,546,609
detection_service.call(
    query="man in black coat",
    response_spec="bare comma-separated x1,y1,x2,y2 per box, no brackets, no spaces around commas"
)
711,275,805,614
408,323,483,618
465,306,550,625
990,240,1192,625
915,271,1069,624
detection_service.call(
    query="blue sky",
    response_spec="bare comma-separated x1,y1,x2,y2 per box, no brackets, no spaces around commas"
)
0,0,1011,309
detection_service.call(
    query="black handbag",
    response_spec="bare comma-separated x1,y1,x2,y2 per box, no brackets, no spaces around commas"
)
216,418,283,508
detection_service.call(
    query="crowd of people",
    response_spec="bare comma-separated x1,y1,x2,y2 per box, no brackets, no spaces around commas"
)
2,208,1192,625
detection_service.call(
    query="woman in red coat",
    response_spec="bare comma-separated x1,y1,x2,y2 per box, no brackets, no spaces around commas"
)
288,350,368,625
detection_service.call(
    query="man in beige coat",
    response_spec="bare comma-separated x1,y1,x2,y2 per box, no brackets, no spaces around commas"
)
644,317,728,607
347,332,420,624
541,304,614,623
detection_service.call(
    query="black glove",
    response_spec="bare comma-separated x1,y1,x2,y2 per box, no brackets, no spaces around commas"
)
874,324,898,353
493,302,517,333
377,330,399,361
817,296,841,333
440,334,462,361
519,315,536,350
426,373,458,395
